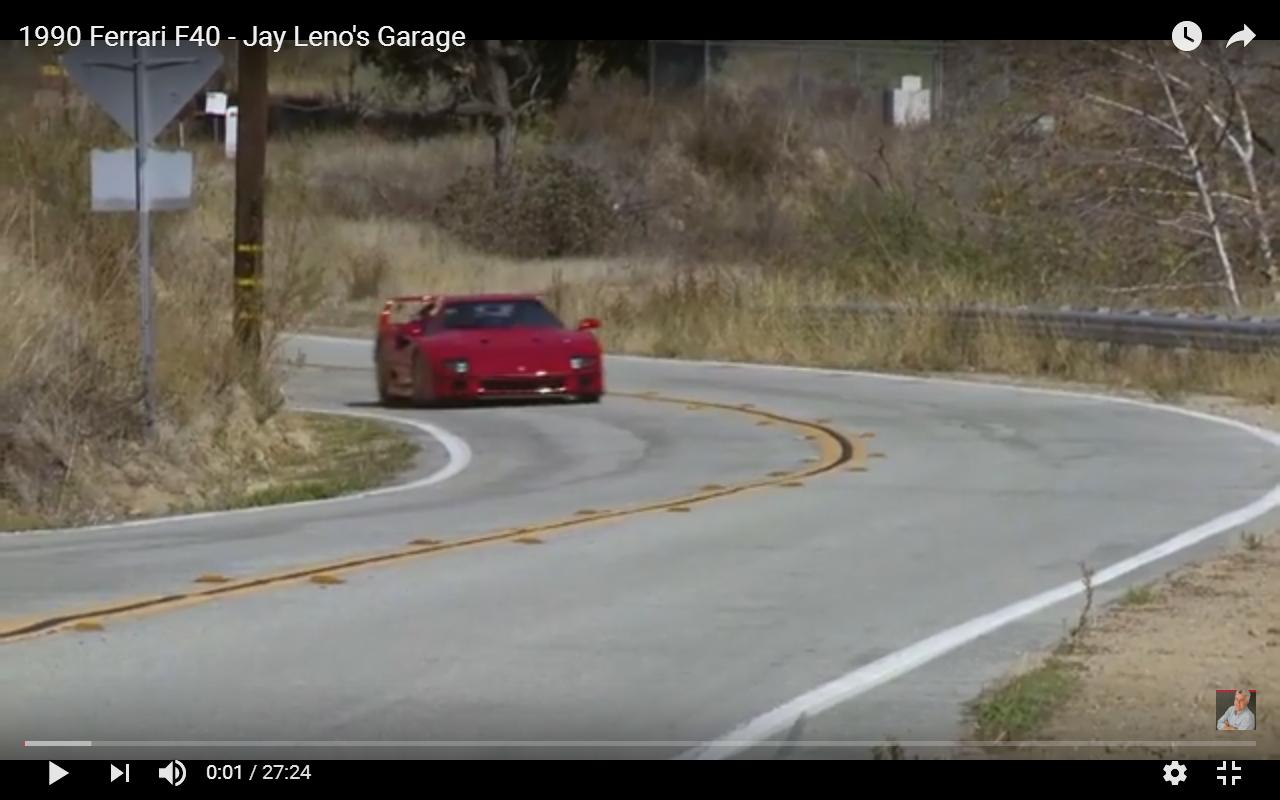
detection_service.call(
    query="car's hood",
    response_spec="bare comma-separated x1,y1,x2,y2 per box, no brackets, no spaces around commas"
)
429,329,600,373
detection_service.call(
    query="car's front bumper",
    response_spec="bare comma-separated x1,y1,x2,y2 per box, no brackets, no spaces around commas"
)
434,370,604,399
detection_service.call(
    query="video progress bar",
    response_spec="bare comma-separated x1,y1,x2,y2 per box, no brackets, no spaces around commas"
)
24,740,1259,748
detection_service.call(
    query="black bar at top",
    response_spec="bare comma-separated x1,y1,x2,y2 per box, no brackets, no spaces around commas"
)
1,13,1277,41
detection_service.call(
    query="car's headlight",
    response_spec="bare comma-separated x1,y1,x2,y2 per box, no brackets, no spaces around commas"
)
444,359,469,374
570,356,597,370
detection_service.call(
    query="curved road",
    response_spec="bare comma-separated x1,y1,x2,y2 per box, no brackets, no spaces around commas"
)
1,334,1277,760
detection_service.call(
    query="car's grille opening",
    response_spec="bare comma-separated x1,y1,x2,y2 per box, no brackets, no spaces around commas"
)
481,376,566,394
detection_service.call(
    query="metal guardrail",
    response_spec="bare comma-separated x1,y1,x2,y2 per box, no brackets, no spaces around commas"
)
817,303,1280,354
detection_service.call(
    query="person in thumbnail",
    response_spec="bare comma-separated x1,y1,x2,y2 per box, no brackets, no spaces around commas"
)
1218,690,1255,731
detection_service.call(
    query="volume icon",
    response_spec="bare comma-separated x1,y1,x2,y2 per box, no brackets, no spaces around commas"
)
158,760,186,786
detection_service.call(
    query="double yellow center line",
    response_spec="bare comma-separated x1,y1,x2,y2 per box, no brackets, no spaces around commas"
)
0,392,864,643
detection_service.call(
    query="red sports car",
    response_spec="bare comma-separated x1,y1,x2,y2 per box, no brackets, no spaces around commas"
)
374,293,606,406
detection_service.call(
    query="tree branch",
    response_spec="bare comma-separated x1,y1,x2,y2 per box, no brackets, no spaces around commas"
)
1083,93,1181,138
1155,218,1213,239
1112,154,1194,182
1106,186,1251,204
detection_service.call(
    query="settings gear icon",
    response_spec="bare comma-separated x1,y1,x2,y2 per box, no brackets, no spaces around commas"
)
1163,761,1189,786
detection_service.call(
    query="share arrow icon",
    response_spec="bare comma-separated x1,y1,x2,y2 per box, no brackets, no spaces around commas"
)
1227,25,1255,47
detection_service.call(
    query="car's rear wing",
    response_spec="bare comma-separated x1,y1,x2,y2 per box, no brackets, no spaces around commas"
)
377,295,438,333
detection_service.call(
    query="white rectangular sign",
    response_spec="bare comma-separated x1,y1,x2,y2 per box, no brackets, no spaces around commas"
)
204,91,228,116
91,148,194,212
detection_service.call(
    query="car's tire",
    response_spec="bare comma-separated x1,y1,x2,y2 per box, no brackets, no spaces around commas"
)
375,349,395,406
410,352,435,408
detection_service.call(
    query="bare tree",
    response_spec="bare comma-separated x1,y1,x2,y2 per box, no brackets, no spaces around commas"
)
1072,43,1243,306
1095,43,1274,304
1195,52,1279,301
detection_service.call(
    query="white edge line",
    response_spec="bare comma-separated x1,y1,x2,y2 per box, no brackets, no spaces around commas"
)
2,408,472,537
680,485,1280,759
591,354,1280,761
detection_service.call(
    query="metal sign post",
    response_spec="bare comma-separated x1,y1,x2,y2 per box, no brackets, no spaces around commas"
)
132,45,156,434
62,44,222,438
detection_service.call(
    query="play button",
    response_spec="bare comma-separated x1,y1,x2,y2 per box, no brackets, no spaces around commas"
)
110,764,123,782
48,761,68,785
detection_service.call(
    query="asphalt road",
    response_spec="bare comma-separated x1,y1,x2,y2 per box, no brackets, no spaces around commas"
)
2,334,1277,761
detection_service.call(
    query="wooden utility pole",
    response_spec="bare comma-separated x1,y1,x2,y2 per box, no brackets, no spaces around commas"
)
233,43,267,364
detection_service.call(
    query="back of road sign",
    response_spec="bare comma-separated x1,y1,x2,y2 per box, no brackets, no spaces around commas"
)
91,149,193,212
61,44,223,144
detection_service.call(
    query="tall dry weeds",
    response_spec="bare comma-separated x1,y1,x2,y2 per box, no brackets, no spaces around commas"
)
546,269,1280,404
0,98,324,526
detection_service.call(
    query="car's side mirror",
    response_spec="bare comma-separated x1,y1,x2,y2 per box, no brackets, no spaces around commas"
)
577,318,601,331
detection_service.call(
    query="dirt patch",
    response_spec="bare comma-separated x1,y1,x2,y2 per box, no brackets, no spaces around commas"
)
974,531,1279,760
966,388,1279,760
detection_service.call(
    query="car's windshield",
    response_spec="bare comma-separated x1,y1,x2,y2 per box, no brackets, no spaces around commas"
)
441,299,564,330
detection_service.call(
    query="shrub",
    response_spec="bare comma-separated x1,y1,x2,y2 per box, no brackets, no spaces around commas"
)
435,153,618,259
682,94,797,186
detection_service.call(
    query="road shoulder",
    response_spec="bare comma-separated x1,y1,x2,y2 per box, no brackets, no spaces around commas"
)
967,389,1279,760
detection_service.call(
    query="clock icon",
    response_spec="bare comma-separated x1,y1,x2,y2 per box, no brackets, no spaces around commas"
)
1173,20,1203,52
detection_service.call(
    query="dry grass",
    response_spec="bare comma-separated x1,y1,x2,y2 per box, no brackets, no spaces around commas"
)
266,45,422,108
0,407,417,532
296,133,492,220
222,413,417,510
540,269,1277,404
307,241,1278,405
299,220,651,329
0,98,335,527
